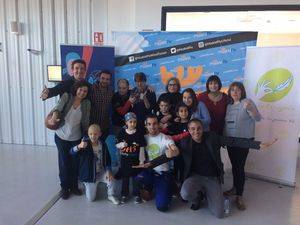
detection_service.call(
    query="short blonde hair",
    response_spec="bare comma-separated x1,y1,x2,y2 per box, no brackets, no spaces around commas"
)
88,124,101,133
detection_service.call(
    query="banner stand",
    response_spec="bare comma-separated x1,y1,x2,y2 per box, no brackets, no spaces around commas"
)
244,46,300,187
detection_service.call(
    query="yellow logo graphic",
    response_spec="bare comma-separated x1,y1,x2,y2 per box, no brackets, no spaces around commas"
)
255,68,293,102
160,65,203,87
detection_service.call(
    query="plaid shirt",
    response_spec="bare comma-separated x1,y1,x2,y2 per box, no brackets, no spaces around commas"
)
90,82,113,131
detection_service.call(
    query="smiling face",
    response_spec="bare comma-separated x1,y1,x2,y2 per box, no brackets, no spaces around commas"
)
72,63,86,81
167,80,179,93
76,86,89,99
188,121,203,142
177,106,189,120
146,117,160,136
88,126,101,144
182,91,193,107
208,80,220,93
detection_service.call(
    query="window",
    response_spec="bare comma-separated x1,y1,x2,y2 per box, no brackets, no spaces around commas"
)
162,5,300,46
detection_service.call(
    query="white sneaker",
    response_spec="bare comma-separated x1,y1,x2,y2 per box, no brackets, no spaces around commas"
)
108,195,120,205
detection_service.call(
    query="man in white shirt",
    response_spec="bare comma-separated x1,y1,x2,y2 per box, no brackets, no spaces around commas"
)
134,114,179,212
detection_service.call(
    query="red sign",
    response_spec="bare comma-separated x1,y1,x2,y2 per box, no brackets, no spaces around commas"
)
93,32,103,45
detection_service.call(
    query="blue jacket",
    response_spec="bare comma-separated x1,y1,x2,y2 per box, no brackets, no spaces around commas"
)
191,101,211,131
70,138,111,183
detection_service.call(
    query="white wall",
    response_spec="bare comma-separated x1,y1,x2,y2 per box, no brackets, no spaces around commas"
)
0,0,134,146
0,0,299,147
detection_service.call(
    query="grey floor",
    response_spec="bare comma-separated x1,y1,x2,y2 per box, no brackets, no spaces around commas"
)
1,143,300,225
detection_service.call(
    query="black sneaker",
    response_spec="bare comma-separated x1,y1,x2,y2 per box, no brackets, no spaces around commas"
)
134,196,142,204
190,191,205,210
61,189,70,200
71,188,83,196
190,202,201,210
121,196,127,204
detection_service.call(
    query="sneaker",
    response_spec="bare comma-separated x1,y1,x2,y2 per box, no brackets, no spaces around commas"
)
61,189,70,200
190,191,205,210
134,196,142,204
120,196,127,204
190,202,201,210
71,188,83,196
108,195,120,205
236,196,246,211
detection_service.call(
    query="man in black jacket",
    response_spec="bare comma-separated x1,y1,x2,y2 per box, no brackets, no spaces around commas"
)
139,118,275,218
40,59,87,100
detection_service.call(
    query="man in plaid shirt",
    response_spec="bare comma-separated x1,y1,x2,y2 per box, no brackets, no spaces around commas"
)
90,70,113,140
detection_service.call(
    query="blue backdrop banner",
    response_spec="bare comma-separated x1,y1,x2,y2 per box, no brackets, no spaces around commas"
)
113,31,257,94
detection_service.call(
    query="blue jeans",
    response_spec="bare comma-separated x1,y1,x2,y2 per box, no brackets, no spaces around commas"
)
55,134,81,190
136,170,173,211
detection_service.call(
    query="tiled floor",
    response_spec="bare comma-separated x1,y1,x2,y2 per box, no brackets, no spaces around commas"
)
1,143,300,225
0,144,59,225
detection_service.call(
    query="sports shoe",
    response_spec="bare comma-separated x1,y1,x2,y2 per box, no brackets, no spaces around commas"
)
190,201,201,210
71,188,83,196
120,196,127,204
61,189,70,200
134,196,142,204
108,195,120,205
190,191,205,210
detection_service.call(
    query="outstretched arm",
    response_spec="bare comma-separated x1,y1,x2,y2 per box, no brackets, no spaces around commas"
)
133,144,179,169
220,136,277,150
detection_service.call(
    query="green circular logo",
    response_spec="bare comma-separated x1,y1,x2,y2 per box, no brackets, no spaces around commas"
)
255,68,293,102
147,144,160,160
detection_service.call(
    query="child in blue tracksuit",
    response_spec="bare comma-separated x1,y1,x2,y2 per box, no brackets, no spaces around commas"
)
70,124,119,204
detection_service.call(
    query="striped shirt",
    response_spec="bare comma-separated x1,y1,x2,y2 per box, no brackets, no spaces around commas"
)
89,82,113,131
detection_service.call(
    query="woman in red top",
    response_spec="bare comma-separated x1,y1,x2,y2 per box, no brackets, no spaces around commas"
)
197,75,229,134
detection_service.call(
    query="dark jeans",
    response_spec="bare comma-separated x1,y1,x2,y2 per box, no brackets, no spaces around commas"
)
227,146,249,196
55,134,81,190
121,176,140,197
114,155,141,197
136,170,173,211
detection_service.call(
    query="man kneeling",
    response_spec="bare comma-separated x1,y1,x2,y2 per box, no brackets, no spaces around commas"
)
137,118,275,218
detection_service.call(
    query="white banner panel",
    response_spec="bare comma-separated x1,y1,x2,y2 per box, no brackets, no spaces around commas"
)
244,46,300,186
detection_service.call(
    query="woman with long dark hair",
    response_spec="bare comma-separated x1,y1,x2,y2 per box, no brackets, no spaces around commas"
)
182,88,211,131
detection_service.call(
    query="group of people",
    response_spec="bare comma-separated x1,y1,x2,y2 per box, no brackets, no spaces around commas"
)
41,59,275,218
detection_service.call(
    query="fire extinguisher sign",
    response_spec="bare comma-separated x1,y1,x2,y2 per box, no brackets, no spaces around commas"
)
93,32,104,45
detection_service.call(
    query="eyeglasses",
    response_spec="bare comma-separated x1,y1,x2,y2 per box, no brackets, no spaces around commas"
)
168,83,177,86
